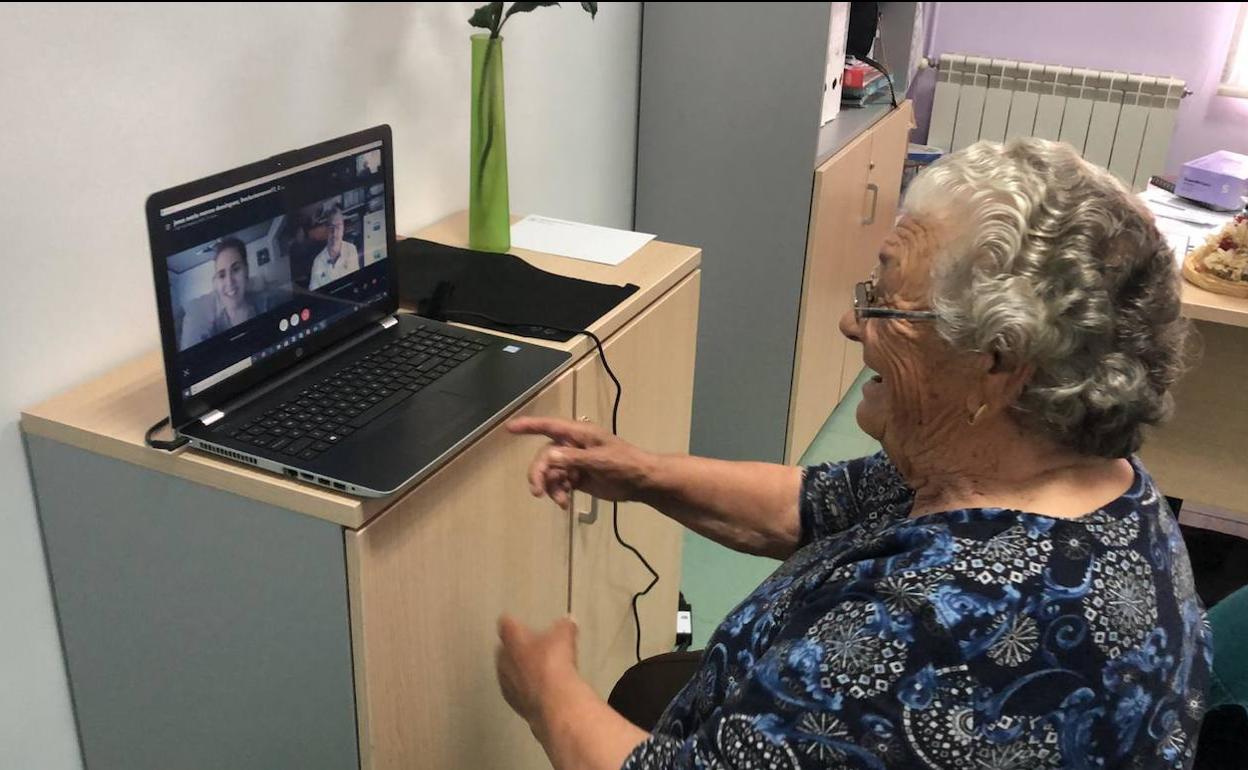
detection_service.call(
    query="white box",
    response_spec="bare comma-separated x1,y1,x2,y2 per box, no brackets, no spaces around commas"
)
821,2,850,125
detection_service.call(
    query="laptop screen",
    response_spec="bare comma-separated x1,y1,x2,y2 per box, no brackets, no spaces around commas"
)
147,126,397,427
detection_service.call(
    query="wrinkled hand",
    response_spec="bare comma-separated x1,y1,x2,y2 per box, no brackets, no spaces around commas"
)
496,614,580,728
507,417,656,508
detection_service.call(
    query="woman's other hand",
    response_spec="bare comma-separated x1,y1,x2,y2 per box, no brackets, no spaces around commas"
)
496,614,580,728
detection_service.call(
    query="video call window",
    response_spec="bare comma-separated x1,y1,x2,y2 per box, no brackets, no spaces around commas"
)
167,217,293,352
167,185,388,353
163,142,390,386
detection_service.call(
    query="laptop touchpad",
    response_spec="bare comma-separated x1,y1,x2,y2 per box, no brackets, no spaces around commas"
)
427,389,468,409
409,389,475,428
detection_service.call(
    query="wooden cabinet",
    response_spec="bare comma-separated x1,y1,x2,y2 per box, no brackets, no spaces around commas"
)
346,271,700,768
22,215,701,770
570,271,699,697
786,131,874,463
785,103,912,463
346,377,575,770
837,104,911,400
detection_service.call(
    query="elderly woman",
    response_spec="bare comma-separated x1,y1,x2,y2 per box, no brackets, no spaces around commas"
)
497,138,1210,769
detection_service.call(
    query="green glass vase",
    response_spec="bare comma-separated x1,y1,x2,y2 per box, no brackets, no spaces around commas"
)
469,33,510,253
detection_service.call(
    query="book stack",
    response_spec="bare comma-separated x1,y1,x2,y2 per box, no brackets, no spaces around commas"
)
842,59,892,108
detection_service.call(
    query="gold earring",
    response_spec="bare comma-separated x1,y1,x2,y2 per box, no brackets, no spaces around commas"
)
968,403,988,426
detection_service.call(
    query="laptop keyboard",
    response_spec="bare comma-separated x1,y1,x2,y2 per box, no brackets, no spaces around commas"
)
221,325,486,462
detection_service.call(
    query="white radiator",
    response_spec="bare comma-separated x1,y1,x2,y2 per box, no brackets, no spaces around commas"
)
926,54,1187,191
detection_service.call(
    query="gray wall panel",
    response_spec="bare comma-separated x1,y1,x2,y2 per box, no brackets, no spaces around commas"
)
27,436,358,770
636,3,831,461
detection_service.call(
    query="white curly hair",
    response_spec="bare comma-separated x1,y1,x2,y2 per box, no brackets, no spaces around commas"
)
902,138,1189,458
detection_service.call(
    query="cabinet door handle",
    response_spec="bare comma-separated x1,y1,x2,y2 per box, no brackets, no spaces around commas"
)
863,183,880,225
577,496,599,525
574,416,598,524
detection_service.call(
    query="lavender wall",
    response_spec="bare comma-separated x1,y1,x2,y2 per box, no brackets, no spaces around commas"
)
910,2,1248,174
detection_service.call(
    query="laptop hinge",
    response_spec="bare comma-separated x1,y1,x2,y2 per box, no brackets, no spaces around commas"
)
201,409,226,426
380,315,398,329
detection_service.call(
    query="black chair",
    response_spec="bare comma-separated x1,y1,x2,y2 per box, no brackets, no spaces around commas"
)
608,651,702,731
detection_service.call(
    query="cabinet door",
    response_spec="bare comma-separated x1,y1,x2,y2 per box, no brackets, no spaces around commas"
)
570,272,700,697
346,375,574,770
785,131,874,463
839,102,913,396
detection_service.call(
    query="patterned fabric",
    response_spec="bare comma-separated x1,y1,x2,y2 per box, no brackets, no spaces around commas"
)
622,453,1211,770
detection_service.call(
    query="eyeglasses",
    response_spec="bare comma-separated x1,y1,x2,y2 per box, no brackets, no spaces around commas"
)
853,276,939,322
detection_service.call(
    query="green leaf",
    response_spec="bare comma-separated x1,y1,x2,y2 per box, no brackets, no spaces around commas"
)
580,1,597,17
469,2,503,34
502,1,560,27
510,2,561,13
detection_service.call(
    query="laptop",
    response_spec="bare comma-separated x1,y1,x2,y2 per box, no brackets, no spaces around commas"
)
145,125,570,497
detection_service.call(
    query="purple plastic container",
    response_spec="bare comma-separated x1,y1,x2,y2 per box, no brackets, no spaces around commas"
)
1176,151,1248,211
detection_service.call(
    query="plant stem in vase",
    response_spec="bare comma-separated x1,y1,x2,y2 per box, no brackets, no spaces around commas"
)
469,32,510,252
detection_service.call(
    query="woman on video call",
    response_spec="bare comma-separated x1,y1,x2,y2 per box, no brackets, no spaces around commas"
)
179,237,274,349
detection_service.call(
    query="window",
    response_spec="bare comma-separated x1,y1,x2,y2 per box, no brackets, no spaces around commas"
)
1221,3,1248,98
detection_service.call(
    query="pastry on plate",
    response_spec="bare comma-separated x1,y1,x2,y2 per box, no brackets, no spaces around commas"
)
1183,213,1248,298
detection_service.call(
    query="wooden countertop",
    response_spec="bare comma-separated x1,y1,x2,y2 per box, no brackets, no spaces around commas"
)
20,212,701,529
1179,280,1248,329
815,102,898,168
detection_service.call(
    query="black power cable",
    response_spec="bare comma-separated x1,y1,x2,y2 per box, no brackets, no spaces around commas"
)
858,53,898,109
144,416,189,451
442,309,660,663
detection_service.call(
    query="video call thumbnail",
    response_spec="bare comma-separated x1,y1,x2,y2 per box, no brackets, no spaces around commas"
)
167,186,388,352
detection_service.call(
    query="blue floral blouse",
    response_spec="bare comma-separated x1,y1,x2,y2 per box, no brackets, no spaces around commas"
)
622,453,1211,770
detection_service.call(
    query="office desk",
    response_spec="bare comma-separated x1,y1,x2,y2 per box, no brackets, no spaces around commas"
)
1139,279,1248,532
21,211,701,770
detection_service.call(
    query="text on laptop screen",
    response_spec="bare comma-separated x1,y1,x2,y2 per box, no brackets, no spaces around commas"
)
152,142,390,398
